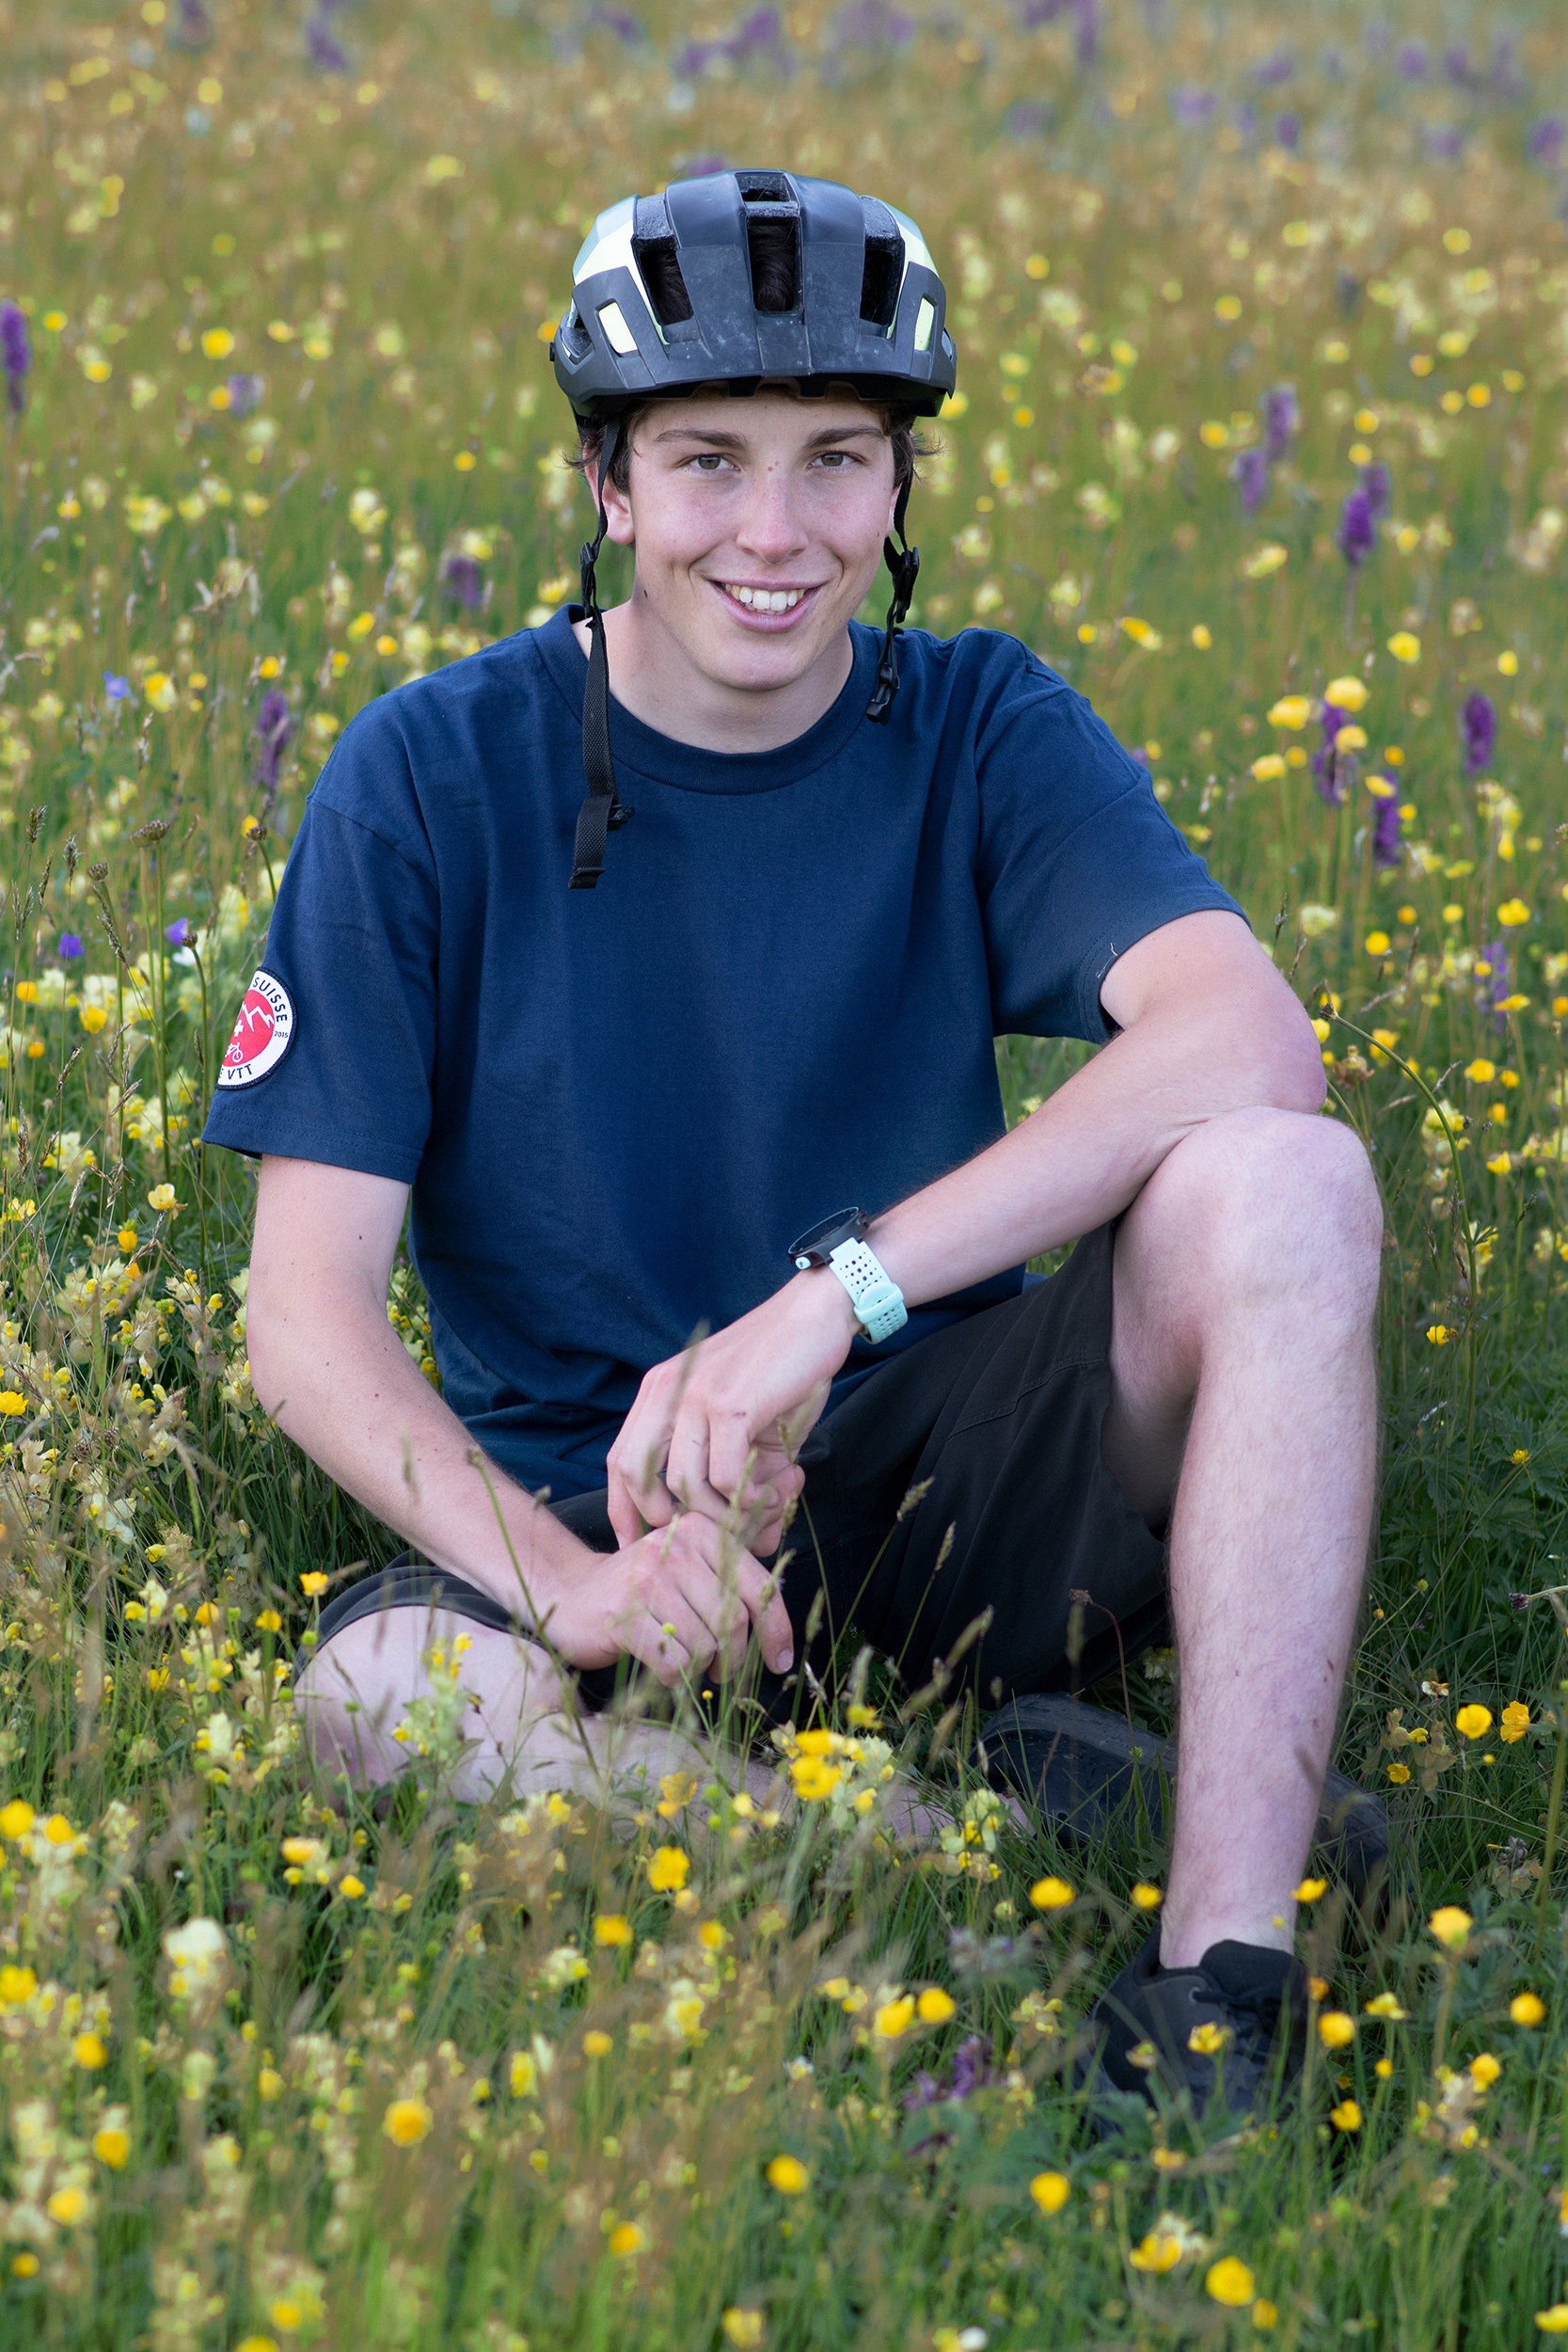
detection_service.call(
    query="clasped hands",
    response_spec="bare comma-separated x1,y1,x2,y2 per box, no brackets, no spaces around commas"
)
540,1269,860,1690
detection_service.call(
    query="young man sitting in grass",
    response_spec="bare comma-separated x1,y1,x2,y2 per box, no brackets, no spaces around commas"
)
205,169,1384,2120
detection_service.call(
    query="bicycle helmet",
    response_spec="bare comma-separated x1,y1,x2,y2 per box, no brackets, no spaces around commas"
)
548,168,957,887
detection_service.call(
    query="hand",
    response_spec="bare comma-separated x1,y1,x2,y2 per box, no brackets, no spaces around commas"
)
607,1272,859,1555
531,1510,795,1687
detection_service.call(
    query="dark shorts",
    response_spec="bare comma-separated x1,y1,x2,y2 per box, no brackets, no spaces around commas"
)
309,1222,1169,1716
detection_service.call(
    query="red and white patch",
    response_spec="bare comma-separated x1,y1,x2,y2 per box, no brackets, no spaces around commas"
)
216,969,295,1089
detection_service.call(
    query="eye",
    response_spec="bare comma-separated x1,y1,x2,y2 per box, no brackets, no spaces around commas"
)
689,453,730,472
815,451,852,469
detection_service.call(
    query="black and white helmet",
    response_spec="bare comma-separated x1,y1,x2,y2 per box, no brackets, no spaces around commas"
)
551,168,956,421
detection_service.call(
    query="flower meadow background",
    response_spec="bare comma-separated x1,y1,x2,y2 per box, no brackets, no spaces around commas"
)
15,0,1568,2344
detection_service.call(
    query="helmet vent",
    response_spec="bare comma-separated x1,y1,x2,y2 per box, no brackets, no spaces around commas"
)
858,197,905,331
631,194,695,326
737,171,801,313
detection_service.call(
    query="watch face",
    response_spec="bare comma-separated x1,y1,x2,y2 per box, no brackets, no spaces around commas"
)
788,1206,867,1268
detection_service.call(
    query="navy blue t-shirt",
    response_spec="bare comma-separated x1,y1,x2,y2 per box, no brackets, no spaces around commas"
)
204,613,1243,1498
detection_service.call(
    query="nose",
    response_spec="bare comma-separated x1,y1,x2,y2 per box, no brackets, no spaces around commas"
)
732,459,811,568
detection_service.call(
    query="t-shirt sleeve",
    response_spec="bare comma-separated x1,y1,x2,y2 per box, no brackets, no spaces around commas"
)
974,655,1248,1043
201,703,439,1181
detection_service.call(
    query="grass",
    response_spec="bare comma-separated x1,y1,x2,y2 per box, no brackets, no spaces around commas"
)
7,0,1568,2343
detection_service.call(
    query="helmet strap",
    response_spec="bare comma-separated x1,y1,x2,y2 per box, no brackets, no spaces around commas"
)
569,415,634,890
864,474,919,725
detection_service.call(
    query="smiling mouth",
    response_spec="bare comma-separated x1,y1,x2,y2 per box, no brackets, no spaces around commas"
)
720,581,811,614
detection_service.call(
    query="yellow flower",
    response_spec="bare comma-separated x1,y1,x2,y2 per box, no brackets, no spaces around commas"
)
1365,1992,1409,2020
1497,898,1531,927
93,2125,131,2168
280,1836,323,1866
118,1226,138,1252
147,1183,179,1213
594,1914,633,1947
72,2030,107,2069
1318,2012,1355,2050
1189,2021,1229,2056
1387,631,1421,663
1470,2052,1501,2088
874,1995,916,2039
583,2030,613,2058
80,1003,107,1034
1130,2229,1183,2275
1191,624,1212,650
1254,2299,1278,2329
382,2096,433,2147
1207,2258,1256,2308
509,2051,537,2098
0,1393,25,1419
917,1987,956,2024
1455,1705,1492,1740
1498,650,1519,675
0,1965,37,2004
47,2185,88,2226
1387,1762,1410,1785
1426,1327,1450,1347
1329,2098,1362,2132
1267,695,1310,730
1029,2169,1070,2213
722,2312,766,2349
647,1846,689,1892
1324,675,1369,711
1429,1906,1473,1951
1131,1883,1163,1910
766,2153,809,2196
1536,2308,1568,2334
255,1610,283,1633
1240,543,1288,580
1512,1992,1546,2027
1251,754,1286,781
1364,931,1391,957
201,327,235,358
339,1875,364,1899
1029,1875,1075,1912
791,1755,842,1801
1292,1878,1327,1903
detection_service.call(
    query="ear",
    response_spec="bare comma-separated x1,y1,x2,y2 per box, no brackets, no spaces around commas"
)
585,454,637,550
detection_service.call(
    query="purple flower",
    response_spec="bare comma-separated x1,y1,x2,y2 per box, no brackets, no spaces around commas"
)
1478,939,1512,1026
0,299,29,421
1461,691,1497,776
1529,116,1567,169
1070,0,1098,64
1396,38,1429,80
1425,125,1465,165
1337,270,1362,318
252,685,294,803
903,2035,994,2114
305,14,350,71
1263,381,1298,463
1443,41,1477,90
1492,36,1524,105
165,916,190,947
226,373,264,418
585,1,645,37
1372,790,1402,869
1275,110,1302,152
1359,461,1392,523
1171,85,1215,126
103,671,131,702
176,0,212,41
442,553,484,609
1252,45,1294,88
1336,486,1376,567
58,933,83,961
1313,705,1348,804
1004,100,1053,138
1232,447,1270,515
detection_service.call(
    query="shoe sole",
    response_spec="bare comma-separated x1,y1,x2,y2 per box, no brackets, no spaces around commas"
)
977,1693,1389,1899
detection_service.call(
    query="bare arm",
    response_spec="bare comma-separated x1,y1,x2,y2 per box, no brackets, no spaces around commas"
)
245,1156,795,1683
610,910,1326,1523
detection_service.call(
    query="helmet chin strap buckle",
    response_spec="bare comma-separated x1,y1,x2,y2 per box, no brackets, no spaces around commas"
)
864,478,918,726
569,416,635,891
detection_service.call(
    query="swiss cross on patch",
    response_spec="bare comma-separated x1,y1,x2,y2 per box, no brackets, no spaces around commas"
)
216,969,295,1089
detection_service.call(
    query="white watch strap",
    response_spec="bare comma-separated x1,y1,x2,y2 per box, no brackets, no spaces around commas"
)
827,1237,908,1344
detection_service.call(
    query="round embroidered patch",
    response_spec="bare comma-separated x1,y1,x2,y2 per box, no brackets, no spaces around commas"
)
216,969,295,1089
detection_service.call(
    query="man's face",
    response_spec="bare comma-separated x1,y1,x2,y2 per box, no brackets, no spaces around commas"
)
594,389,898,696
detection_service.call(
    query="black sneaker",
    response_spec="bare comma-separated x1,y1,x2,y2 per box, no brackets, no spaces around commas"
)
976,1694,1389,1900
1084,1929,1306,2122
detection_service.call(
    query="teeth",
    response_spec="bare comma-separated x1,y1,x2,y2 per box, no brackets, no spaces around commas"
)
725,584,804,613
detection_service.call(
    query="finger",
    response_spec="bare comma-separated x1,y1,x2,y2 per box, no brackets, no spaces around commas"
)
732,1553,796,1677
664,1415,731,1521
608,1384,681,1537
704,1403,766,1509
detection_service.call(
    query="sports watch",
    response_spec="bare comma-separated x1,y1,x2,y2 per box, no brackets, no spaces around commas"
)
787,1208,909,1345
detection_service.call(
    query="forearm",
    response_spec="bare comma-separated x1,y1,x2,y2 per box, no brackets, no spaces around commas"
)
248,1279,590,1619
867,987,1324,1308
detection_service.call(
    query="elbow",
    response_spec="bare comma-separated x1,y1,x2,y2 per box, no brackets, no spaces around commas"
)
243,1272,287,1413
1271,1007,1330,1116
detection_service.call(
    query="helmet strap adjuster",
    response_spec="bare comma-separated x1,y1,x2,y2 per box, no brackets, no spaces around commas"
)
864,475,919,725
568,415,634,890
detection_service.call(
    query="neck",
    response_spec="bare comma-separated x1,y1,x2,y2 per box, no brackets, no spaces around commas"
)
570,588,856,755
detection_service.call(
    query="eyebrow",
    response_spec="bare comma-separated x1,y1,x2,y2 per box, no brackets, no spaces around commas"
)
649,422,888,451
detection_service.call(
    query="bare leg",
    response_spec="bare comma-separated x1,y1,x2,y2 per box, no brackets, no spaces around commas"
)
1100,1105,1382,1967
